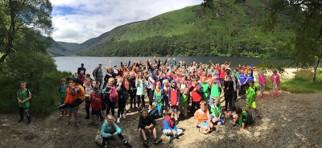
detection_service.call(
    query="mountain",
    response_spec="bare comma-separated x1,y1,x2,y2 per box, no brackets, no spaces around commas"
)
50,0,294,57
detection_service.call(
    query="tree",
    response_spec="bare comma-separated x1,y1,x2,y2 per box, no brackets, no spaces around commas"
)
269,0,322,81
0,0,52,63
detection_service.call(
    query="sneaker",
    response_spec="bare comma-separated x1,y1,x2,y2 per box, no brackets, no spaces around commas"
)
122,113,127,119
143,140,149,148
154,139,161,145
18,119,23,123
116,117,121,123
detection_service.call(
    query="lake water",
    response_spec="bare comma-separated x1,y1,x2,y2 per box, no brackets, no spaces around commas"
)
53,56,281,73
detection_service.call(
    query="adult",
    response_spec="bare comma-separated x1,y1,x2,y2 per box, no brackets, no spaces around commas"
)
224,69,235,111
100,115,132,148
92,64,104,88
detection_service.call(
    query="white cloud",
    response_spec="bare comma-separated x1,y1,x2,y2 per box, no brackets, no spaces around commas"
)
50,0,202,43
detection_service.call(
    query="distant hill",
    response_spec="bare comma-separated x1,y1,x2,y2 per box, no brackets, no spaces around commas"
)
49,0,293,57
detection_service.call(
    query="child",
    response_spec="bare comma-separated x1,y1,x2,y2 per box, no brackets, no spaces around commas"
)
136,73,146,109
233,107,254,129
100,115,132,148
103,78,118,116
270,70,281,97
116,77,128,123
209,79,221,106
70,78,85,126
17,81,32,124
210,99,224,126
84,79,94,119
137,109,161,147
258,71,266,98
179,87,190,118
246,81,257,110
153,81,163,117
190,81,202,114
168,80,180,121
194,101,213,134
161,110,183,143
90,84,104,125
58,78,67,118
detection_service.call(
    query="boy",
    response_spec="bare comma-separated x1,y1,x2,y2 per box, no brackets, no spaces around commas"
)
100,115,132,148
179,87,189,118
137,109,161,147
233,107,254,129
17,81,32,124
58,78,67,118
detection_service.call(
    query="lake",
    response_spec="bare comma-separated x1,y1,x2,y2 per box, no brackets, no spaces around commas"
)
53,56,284,73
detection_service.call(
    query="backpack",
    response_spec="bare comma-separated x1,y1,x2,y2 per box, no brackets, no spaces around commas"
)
246,110,255,125
109,87,118,102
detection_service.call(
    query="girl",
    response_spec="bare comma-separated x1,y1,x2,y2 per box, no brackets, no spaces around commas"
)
153,81,164,117
194,101,213,134
270,70,281,97
258,71,266,98
136,73,146,109
103,78,118,116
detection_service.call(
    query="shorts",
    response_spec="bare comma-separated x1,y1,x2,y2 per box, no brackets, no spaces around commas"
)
92,110,102,116
170,106,178,112
197,121,209,128
71,98,84,107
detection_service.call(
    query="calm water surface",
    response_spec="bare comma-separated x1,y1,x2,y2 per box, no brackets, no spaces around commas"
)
54,56,280,73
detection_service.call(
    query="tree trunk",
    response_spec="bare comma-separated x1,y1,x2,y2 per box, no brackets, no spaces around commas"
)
0,0,16,64
313,57,321,82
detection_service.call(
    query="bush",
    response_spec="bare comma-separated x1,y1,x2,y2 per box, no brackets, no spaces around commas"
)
0,52,71,115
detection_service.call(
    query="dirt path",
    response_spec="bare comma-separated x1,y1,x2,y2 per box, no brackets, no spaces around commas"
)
1,92,322,148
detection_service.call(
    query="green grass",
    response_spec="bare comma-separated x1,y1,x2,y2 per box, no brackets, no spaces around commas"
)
281,70,322,93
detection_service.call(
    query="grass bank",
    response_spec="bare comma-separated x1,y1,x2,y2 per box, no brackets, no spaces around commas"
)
281,69,322,93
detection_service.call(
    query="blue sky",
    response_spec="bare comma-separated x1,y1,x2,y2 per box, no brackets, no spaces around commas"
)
49,0,203,43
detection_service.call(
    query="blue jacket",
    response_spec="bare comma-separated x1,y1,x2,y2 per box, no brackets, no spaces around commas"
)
100,121,122,138
162,116,177,130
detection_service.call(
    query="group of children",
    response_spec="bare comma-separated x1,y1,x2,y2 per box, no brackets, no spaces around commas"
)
16,59,281,147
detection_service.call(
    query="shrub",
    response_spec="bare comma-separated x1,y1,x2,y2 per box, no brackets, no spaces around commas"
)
0,52,71,115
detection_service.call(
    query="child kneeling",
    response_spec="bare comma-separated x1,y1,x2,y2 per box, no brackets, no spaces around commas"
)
100,115,132,148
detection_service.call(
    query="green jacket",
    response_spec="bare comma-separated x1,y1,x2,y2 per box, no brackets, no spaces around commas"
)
238,111,248,126
210,104,222,118
17,89,31,109
246,86,256,107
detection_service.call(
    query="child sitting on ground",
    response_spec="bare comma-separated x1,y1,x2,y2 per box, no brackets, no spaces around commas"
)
100,115,132,148
161,110,183,143
137,109,161,147
210,99,224,126
194,101,214,134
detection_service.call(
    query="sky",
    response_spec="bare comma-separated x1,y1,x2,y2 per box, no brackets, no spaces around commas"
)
50,0,203,43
